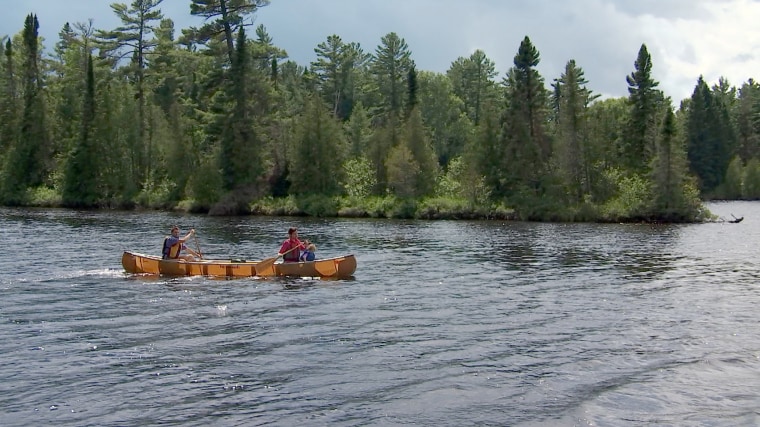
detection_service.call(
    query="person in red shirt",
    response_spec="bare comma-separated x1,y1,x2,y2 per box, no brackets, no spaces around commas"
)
278,227,309,262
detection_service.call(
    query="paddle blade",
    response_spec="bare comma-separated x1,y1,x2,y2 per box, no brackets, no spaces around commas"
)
255,256,278,276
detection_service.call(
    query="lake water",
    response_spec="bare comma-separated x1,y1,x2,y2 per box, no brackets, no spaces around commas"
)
1,202,759,426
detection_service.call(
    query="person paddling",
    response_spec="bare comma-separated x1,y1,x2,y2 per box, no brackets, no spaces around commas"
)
278,227,309,262
162,225,200,261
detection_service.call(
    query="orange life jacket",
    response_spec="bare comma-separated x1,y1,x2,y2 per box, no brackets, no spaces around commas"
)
162,237,182,259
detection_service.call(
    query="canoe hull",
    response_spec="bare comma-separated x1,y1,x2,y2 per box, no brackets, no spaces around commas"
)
121,251,356,279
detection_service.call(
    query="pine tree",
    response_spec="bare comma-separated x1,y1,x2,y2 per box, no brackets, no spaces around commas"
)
386,143,419,198
553,59,597,202
63,55,99,207
0,38,19,164
344,101,372,157
400,107,438,196
220,27,262,192
501,36,551,195
188,0,270,63
687,76,734,193
416,70,473,168
97,0,165,187
735,79,760,162
312,34,345,116
289,95,346,195
2,14,50,203
622,44,662,173
406,64,418,115
371,32,413,120
447,49,498,125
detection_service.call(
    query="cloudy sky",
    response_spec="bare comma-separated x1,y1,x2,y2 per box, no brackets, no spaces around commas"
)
1,0,758,101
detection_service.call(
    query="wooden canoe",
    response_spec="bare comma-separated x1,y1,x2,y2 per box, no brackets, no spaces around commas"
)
121,251,357,279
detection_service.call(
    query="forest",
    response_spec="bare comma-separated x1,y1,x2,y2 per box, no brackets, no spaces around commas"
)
1,0,758,222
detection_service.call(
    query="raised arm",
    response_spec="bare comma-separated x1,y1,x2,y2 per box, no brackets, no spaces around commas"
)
181,229,195,242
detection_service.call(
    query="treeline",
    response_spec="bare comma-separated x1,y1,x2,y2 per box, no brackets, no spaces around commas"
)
0,0,757,222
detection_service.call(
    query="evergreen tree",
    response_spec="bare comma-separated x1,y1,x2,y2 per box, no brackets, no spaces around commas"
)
650,107,689,217
622,44,662,173
150,18,197,201
344,101,372,157
501,36,551,196
97,0,165,187
584,97,628,201
252,24,285,73
735,79,760,162
416,70,472,168
553,59,597,203
0,38,19,164
386,143,419,198
49,21,95,177
187,0,270,63
2,14,50,203
311,35,372,120
289,95,346,195
220,27,262,192
366,119,398,194
447,49,498,125
687,76,734,193
399,107,439,196
63,54,99,207
371,32,413,120
406,64,418,114
312,34,345,116
471,100,503,197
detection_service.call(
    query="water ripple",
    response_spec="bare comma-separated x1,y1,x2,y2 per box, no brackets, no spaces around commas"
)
1,204,759,425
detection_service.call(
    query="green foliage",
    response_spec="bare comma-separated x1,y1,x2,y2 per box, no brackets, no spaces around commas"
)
599,169,653,221
735,80,760,162
385,143,419,198
62,55,99,208
401,108,439,195
417,71,473,167
187,153,223,209
188,0,271,62
723,156,743,199
742,158,760,199
623,44,662,174
289,94,346,195
296,194,339,217
220,27,265,191
553,59,597,203
447,49,498,125
27,186,61,207
312,35,370,120
371,32,413,119
3,13,747,223
344,101,372,156
502,36,551,190
417,197,483,219
342,156,376,198
135,178,175,209
249,195,300,216
686,76,736,195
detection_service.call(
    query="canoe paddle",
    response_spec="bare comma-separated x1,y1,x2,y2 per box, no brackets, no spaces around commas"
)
255,245,300,274
193,232,203,259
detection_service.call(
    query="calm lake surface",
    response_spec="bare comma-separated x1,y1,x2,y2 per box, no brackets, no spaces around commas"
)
1,202,759,426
